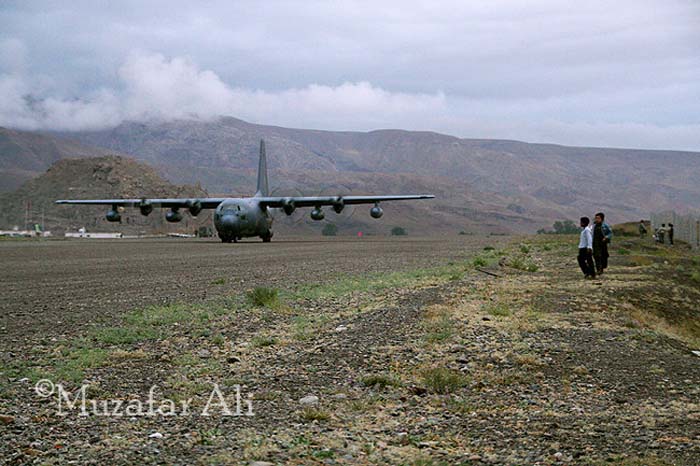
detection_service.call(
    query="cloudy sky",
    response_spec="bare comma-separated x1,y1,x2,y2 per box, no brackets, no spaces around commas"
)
1,0,698,150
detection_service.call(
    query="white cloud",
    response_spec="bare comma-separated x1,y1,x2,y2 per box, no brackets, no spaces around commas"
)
0,0,698,150
0,52,448,133
119,53,235,121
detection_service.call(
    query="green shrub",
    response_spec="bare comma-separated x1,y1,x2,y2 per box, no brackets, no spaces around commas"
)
538,220,580,235
321,223,338,236
251,335,277,347
423,316,454,343
94,326,157,345
552,220,580,234
247,287,279,308
483,302,512,317
691,271,700,283
509,256,538,272
391,226,407,236
472,257,487,267
196,226,213,237
421,367,468,394
300,407,331,422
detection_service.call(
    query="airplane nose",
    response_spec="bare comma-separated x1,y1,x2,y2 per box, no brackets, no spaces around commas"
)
220,215,237,228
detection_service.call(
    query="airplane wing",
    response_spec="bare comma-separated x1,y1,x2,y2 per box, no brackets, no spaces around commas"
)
55,198,226,209
257,194,435,209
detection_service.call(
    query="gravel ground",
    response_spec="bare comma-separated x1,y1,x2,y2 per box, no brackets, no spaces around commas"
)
0,236,491,346
1,235,699,465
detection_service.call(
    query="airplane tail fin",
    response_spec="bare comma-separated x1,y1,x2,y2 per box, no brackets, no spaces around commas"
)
255,139,269,197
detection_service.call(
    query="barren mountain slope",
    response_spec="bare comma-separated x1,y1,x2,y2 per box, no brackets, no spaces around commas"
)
56,117,700,225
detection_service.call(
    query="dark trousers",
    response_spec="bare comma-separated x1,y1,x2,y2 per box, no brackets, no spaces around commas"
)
578,248,595,277
593,244,609,273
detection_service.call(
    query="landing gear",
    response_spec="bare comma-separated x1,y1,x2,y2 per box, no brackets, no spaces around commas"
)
261,232,273,243
220,234,238,243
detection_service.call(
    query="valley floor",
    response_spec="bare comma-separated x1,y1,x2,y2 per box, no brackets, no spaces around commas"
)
1,235,699,465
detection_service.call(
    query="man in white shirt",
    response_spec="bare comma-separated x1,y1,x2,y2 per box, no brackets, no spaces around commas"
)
578,216,595,279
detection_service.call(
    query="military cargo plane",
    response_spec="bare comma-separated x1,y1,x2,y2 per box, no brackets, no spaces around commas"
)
56,140,435,243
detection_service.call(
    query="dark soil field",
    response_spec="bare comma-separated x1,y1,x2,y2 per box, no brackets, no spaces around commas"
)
1,235,699,465
0,236,483,345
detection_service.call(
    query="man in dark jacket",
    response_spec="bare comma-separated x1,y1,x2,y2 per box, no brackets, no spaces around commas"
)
592,212,613,275
668,223,674,245
638,220,647,238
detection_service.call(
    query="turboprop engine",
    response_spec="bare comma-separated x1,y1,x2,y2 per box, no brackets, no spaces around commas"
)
332,197,344,214
106,209,121,222
165,208,183,223
370,204,384,219
282,198,296,216
187,200,202,217
310,207,325,221
139,200,153,216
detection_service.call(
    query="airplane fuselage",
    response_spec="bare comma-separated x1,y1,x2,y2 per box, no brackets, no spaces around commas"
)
213,198,273,242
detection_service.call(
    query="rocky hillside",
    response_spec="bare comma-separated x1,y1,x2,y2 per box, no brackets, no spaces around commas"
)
0,127,120,192
0,156,209,234
0,154,519,236
0,128,537,234
3,117,699,233
54,117,700,227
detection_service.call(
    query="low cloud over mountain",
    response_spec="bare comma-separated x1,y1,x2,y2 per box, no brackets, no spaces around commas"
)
1,1,698,150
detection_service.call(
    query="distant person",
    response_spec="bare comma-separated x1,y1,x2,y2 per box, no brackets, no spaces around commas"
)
668,223,674,245
657,224,666,244
592,212,613,275
577,217,595,279
638,220,647,238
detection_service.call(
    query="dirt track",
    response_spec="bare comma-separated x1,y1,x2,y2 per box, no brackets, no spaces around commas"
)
2,235,699,465
0,236,492,346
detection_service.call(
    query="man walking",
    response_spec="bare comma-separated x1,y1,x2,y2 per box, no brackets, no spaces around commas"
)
668,223,674,245
638,220,647,238
592,212,613,275
578,217,595,278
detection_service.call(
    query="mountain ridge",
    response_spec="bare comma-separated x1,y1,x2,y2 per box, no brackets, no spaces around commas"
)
2,117,699,233
51,117,700,223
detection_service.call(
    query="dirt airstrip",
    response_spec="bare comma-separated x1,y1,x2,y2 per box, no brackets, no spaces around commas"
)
1,235,699,465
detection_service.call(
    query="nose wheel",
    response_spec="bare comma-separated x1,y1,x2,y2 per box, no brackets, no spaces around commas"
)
261,232,273,243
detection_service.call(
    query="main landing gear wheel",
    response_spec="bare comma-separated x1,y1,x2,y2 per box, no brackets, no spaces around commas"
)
261,232,273,243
